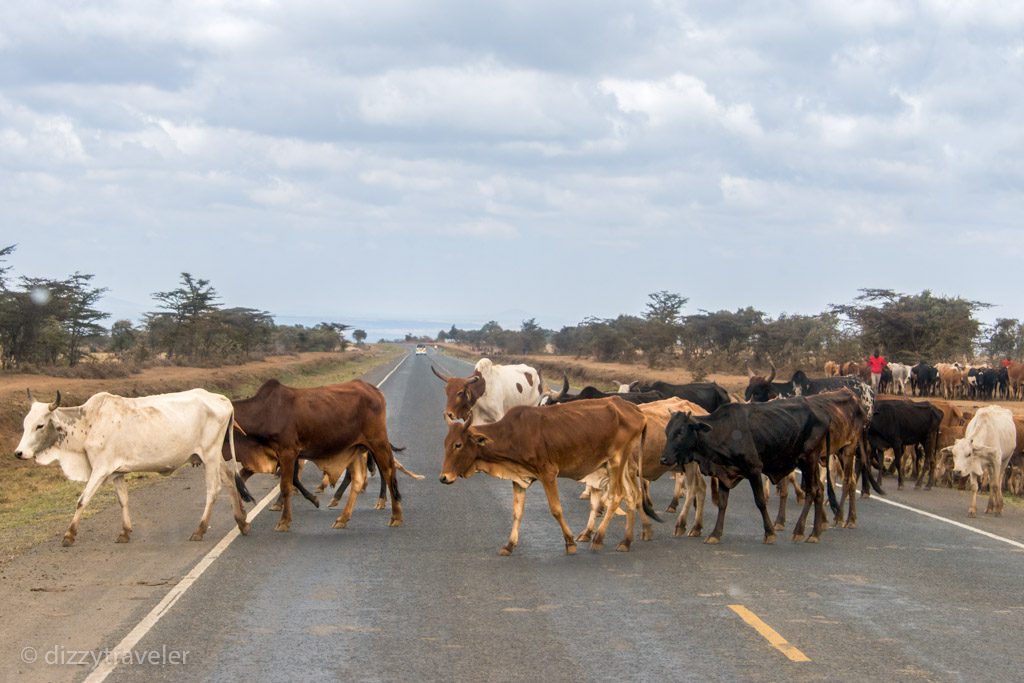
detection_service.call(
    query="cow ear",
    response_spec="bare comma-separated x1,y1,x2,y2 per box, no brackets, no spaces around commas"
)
696,422,712,433
472,433,489,446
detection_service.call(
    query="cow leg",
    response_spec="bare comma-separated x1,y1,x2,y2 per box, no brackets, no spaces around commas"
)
895,445,905,490
190,457,224,541
576,483,602,543
112,475,132,543
773,476,788,530
968,474,979,517
675,467,697,537
329,469,353,508
612,466,640,552
666,472,685,513
806,463,827,543
500,482,528,556
333,458,366,529
368,441,403,527
219,460,250,535
842,450,857,528
539,475,577,554
636,478,654,542
291,464,321,508
705,485,730,545
274,453,297,532
63,469,111,547
688,467,706,537
791,472,806,503
747,476,776,544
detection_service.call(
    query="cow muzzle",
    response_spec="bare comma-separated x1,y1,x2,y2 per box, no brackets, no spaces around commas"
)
439,473,456,485
14,450,29,460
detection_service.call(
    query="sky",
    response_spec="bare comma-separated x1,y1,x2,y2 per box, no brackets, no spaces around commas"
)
1,1,1022,337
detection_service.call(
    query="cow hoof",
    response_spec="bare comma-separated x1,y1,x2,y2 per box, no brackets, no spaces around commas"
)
328,499,340,508
792,533,805,543
61,533,75,547
269,502,283,512
615,542,631,552
591,541,604,552
499,545,514,556
665,505,678,513
575,531,592,543
332,518,348,529
968,511,976,518
189,532,204,541
834,519,845,529
773,521,785,530
238,522,251,536
388,518,402,527
374,498,386,510
641,528,654,541
673,526,686,538
764,534,777,545
565,544,577,555
704,536,720,545
116,533,131,543
805,536,820,544
274,521,290,532
688,528,702,538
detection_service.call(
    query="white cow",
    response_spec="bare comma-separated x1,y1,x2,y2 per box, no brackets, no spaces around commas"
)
945,405,1017,518
431,358,544,425
14,389,250,546
889,362,912,396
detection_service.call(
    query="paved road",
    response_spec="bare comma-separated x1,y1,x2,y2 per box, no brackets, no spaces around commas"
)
6,349,1024,682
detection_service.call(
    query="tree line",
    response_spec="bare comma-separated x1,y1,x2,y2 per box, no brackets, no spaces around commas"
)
441,290,1023,372
0,246,366,370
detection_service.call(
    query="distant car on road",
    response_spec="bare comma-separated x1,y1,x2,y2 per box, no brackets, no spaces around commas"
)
415,344,427,355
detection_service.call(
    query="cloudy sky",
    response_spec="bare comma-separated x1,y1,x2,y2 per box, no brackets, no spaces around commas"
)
2,1,1022,334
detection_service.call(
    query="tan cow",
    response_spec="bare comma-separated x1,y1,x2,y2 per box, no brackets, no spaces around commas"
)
440,397,653,555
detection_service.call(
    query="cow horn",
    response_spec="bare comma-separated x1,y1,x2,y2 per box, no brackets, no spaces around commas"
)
430,365,451,382
746,362,756,378
766,360,776,384
557,374,569,400
49,391,61,411
466,376,480,385
27,388,35,403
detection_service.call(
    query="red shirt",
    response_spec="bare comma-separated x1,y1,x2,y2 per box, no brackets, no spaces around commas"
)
868,356,887,373
1001,358,1012,368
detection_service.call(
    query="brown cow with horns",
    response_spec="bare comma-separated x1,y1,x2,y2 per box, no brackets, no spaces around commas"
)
440,397,659,555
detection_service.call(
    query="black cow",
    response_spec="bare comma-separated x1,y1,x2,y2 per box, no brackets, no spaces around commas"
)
866,399,942,490
660,397,836,544
911,362,938,397
790,371,875,421
544,378,665,405
634,381,731,413
744,361,796,402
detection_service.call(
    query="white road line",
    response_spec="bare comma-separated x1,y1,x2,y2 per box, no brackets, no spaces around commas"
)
866,494,1024,551
84,351,411,682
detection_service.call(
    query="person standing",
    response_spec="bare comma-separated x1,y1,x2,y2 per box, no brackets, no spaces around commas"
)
867,348,887,392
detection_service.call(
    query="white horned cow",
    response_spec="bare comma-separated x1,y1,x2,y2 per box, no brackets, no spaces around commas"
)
14,388,251,546
944,405,1017,518
431,358,544,425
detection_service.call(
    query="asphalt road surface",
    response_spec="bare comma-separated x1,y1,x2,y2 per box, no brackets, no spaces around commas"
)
4,347,1023,682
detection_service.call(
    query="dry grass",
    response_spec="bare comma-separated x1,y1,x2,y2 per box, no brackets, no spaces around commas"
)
0,344,405,562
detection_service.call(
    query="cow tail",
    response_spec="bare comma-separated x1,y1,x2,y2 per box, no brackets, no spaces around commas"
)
390,442,406,453
860,434,884,495
824,430,840,515
230,413,255,504
637,423,663,523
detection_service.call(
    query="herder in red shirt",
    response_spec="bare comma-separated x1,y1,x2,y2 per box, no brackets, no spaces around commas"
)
867,349,887,392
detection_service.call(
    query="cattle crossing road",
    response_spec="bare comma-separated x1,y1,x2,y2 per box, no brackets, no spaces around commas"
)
3,348,1023,682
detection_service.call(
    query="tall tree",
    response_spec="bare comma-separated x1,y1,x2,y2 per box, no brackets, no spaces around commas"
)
150,273,221,359
56,272,109,365
0,244,14,291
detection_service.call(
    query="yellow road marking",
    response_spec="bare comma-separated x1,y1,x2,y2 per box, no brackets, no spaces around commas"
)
728,604,811,662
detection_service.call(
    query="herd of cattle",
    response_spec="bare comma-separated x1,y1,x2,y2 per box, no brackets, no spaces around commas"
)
10,352,1024,556
824,358,1024,401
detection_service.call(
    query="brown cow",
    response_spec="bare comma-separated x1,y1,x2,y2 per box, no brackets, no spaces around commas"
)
440,397,653,555
430,358,543,425
824,360,840,377
228,379,406,531
1008,363,1024,400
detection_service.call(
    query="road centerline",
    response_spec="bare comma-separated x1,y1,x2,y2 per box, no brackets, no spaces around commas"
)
82,351,410,683
728,604,811,663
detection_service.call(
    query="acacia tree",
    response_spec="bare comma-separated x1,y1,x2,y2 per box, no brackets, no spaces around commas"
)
832,289,987,362
353,329,368,346
985,318,1023,360
56,272,109,365
640,291,687,367
149,273,220,359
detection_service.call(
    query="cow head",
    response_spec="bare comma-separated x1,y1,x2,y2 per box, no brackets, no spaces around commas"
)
14,390,63,461
660,411,711,468
948,438,987,478
790,370,810,395
539,375,570,405
431,365,486,423
744,361,777,402
439,420,489,483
